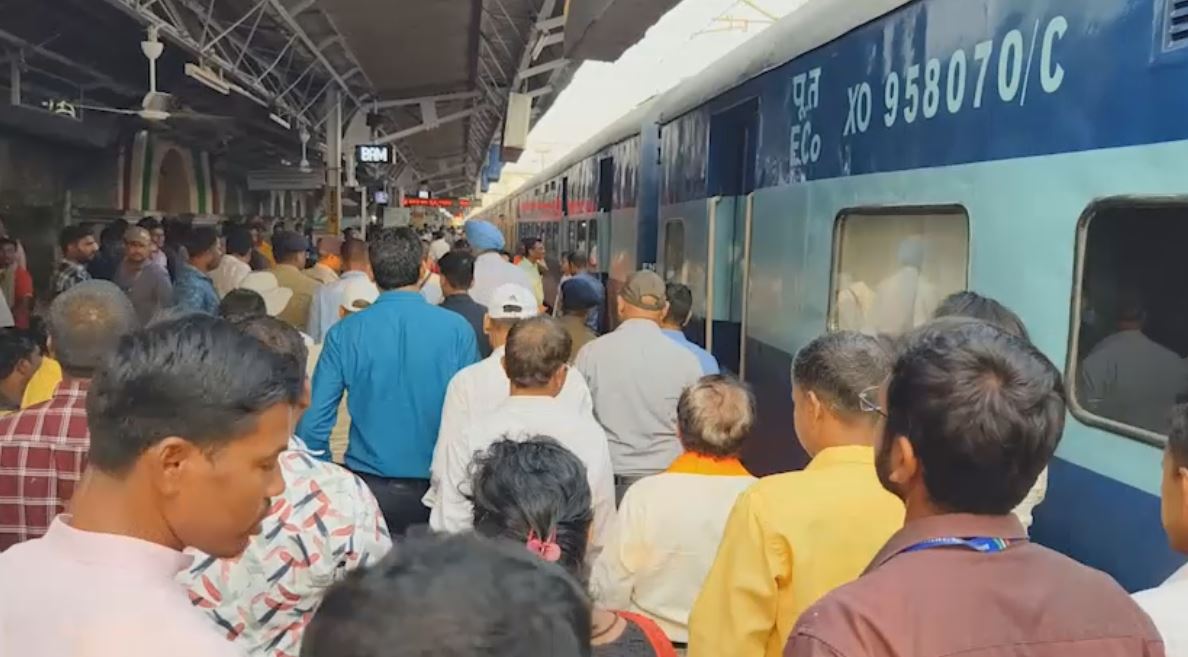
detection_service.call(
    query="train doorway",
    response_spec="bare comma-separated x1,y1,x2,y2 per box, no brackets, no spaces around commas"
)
700,98,758,374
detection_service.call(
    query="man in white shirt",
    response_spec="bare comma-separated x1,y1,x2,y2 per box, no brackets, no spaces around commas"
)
210,227,253,299
425,283,592,515
308,239,375,343
1078,296,1188,435
592,375,757,643
429,229,451,262
429,312,614,556
575,270,702,501
464,219,533,309
1134,403,1188,657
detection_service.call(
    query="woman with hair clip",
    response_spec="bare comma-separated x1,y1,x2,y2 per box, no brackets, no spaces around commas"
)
470,438,678,657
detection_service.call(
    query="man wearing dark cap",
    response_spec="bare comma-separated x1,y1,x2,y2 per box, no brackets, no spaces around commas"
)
558,277,599,362
271,230,321,330
574,270,703,501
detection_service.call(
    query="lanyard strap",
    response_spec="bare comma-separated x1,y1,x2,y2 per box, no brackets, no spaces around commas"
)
900,536,1022,555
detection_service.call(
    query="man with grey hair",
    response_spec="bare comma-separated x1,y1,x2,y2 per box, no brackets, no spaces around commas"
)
0,280,138,549
592,374,757,644
431,314,615,558
689,331,905,657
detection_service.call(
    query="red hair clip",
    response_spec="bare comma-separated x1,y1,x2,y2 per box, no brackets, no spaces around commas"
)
526,529,562,563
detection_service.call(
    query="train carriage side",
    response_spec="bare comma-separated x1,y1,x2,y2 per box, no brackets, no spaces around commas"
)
504,103,659,326
656,0,1188,590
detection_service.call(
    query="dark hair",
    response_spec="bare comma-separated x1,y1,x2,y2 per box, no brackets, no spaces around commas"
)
438,250,475,290
504,316,571,389
453,239,470,252
219,289,267,323
59,225,93,253
224,228,253,258
792,330,893,420
342,238,368,264
1170,404,1188,467
678,375,755,458
185,226,219,258
664,282,694,325
86,314,303,474
432,229,444,240
521,236,542,256
272,231,305,262
100,221,126,245
49,280,138,376
0,330,36,379
229,314,308,379
302,533,591,657
369,227,423,290
563,251,586,270
137,217,162,231
886,319,1065,514
933,291,1030,342
470,438,593,581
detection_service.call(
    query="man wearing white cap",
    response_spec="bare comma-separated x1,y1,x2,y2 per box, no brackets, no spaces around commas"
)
426,283,593,523
428,296,613,557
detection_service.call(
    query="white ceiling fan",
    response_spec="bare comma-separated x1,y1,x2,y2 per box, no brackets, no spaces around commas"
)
76,28,234,125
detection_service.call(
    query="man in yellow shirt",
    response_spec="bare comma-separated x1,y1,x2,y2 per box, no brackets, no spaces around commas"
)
688,331,904,657
21,357,60,408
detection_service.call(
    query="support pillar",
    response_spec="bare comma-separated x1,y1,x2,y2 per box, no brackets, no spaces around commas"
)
324,88,343,236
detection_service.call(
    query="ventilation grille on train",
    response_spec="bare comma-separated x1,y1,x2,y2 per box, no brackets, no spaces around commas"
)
1168,0,1188,50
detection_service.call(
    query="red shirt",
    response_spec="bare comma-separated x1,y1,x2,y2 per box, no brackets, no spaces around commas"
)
9,267,31,329
0,379,90,551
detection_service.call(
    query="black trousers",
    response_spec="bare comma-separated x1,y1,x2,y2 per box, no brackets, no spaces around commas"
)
614,475,644,506
354,473,431,537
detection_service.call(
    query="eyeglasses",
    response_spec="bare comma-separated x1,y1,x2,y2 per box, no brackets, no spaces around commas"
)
858,386,886,418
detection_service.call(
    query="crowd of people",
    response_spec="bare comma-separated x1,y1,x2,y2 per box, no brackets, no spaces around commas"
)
0,215,1184,657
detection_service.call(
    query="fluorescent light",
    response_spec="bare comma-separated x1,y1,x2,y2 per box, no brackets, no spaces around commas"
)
268,113,291,129
185,63,230,95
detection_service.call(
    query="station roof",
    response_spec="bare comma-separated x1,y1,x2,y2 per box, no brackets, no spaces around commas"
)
0,0,680,196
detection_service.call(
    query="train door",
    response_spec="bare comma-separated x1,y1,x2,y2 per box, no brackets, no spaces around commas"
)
597,156,615,327
700,98,758,374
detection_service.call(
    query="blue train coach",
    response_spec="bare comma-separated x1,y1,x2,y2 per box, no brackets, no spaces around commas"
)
475,0,1188,591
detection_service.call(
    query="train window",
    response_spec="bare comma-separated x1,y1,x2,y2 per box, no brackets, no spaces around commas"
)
1069,200,1188,443
663,219,686,283
830,206,969,335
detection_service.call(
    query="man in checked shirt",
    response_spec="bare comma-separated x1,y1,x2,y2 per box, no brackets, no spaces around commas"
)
0,280,138,550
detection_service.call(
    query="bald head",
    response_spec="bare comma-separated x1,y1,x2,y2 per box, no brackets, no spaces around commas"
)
50,280,139,377
503,316,572,391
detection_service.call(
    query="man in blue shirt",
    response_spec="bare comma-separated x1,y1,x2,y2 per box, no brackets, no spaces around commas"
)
297,227,479,535
172,226,223,315
660,282,720,375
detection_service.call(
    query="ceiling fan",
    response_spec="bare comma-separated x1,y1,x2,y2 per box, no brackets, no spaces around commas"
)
76,28,234,125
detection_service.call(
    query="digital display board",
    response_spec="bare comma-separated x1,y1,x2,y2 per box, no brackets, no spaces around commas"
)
374,191,390,204
403,197,472,208
356,144,392,164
